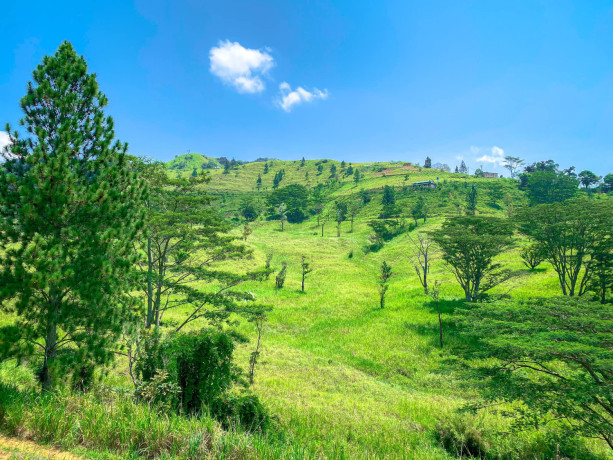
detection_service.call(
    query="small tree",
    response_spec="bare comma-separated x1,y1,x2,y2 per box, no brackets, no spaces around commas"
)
243,223,253,241
275,263,287,293
378,261,393,308
428,281,443,348
348,201,361,233
256,174,262,190
300,157,306,167
353,168,361,184
264,252,273,280
408,234,438,294
466,185,477,215
246,305,272,385
459,160,468,174
432,216,514,301
278,203,287,231
300,256,313,292
424,156,432,168
520,244,544,270
263,162,269,174
335,201,348,237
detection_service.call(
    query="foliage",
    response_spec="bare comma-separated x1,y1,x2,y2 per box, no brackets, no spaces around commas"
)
522,170,579,205
520,244,545,270
431,216,514,301
503,155,524,179
267,184,309,223
0,42,145,390
518,198,613,296
377,261,392,308
132,159,266,331
408,233,437,294
367,219,405,251
411,195,428,224
465,185,477,214
457,297,613,450
579,170,601,189
300,256,313,292
275,262,287,292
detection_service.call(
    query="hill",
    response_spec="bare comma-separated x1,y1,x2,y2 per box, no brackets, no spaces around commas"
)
166,153,221,171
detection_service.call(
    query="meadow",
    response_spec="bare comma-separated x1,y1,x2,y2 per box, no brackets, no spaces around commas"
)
1,155,611,459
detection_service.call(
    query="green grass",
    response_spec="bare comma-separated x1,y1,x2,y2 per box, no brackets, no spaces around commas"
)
1,159,610,459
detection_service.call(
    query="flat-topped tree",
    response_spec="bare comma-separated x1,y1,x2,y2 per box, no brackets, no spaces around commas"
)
432,216,514,301
0,42,146,390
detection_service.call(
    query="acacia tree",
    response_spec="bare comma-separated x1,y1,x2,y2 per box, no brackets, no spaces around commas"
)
578,170,601,189
132,159,269,331
458,298,613,450
432,216,514,301
0,42,145,390
518,198,612,297
408,233,438,294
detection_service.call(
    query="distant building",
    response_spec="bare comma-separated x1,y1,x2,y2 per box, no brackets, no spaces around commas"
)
482,172,499,178
412,180,437,189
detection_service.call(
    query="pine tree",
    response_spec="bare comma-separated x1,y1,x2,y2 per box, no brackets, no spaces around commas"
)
424,156,432,168
459,160,468,174
0,42,146,390
256,174,262,190
300,157,306,167
264,162,269,174
353,168,360,184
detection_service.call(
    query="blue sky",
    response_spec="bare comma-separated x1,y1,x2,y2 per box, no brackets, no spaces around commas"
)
1,0,612,175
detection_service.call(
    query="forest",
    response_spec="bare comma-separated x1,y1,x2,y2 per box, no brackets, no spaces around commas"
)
0,42,612,460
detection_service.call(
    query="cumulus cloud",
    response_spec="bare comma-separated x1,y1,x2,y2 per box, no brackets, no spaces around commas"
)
209,40,274,93
477,146,506,166
277,82,328,112
0,131,12,157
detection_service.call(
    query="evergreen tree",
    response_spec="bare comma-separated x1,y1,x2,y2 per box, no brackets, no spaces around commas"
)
424,156,432,168
0,42,146,390
353,168,361,184
300,157,306,167
466,185,477,214
191,167,198,177
459,160,468,174
256,174,262,190
264,162,269,174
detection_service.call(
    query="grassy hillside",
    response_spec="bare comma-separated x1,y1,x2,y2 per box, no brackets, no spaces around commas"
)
1,157,610,459
167,153,221,171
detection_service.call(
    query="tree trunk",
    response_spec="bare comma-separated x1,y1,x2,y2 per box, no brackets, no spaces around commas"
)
146,237,154,328
321,223,324,237
351,218,354,233
281,219,284,232
301,272,305,292
437,307,443,348
337,222,341,237
41,323,57,391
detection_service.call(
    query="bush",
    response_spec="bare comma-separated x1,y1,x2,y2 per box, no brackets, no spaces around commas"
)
435,414,489,458
213,392,271,433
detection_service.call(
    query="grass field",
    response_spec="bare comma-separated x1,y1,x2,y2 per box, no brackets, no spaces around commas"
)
0,157,610,459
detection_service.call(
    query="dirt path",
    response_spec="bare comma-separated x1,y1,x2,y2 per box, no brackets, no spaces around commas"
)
0,436,83,460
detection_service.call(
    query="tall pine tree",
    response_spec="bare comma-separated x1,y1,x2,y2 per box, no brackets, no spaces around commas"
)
0,42,145,390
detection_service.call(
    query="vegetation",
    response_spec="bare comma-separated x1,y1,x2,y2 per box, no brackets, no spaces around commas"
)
0,41,612,460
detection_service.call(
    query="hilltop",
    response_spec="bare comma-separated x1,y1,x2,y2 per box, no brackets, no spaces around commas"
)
166,152,221,171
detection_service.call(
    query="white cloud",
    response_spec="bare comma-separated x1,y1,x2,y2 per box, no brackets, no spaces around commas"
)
0,131,12,156
477,145,505,166
277,82,328,112
209,40,274,94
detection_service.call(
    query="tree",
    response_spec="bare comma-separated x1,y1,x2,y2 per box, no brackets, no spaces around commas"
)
378,261,393,308
300,157,306,167
381,185,397,218
335,201,348,237
602,173,613,193
454,165,459,173
240,199,259,221
275,263,287,293
191,167,198,177
247,305,271,385
267,184,309,223
317,164,324,174
263,162,269,174
341,160,346,169
518,198,613,296
431,216,514,301
457,298,613,450
256,174,262,190
348,201,361,233
578,170,601,189
520,244,544,270
424,156,432,168
243,223,252,241
523,171,579,205
502,156,524,179
0,42,146,390
411,195,428,225
131,161,267,334
278,203,287,231
588,236,613,304
300,256,313,292
459,160,468,174
329,163,337,177
465,185,477,215
408,233,438,295
353,168,361,184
